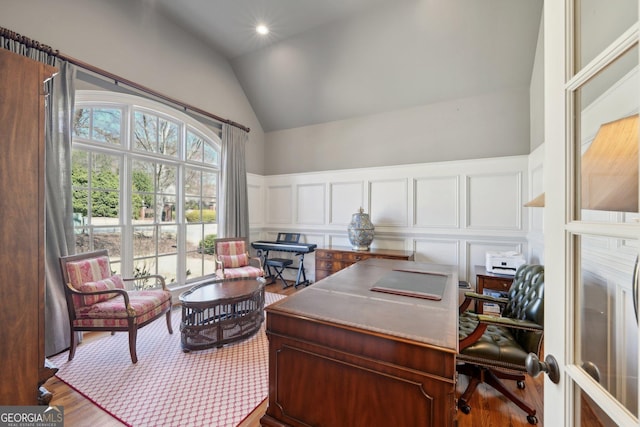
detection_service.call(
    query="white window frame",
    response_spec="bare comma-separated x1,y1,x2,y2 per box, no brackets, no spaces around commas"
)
72,90,222,287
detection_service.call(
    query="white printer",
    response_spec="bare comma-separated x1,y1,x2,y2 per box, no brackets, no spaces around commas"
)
485,251,526,276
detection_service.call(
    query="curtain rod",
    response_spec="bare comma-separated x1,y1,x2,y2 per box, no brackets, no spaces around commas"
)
0,27,250,133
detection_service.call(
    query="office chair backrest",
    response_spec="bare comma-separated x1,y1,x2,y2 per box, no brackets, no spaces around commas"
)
503,264,545,354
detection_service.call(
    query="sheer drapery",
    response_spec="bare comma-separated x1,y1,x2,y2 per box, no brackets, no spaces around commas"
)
219,124,250,239
1,36,76,356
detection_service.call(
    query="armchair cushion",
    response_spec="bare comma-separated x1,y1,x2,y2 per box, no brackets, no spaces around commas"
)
217,240,247,256
65,255,111,287
216,265,263,279
459,314,530,367
74,290,172,328
78,274,125,306
219,253,249,268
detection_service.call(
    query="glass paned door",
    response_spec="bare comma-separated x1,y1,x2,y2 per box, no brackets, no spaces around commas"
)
544,0,640,425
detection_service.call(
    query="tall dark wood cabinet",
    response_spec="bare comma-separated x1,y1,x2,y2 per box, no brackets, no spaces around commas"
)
0,49,57,404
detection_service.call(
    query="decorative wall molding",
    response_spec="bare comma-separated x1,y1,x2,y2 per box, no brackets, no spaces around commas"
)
296,183,326,225
465,171,523,230
413,176,460,228
329,181,364,225
369,178,409,227
249,155,531,284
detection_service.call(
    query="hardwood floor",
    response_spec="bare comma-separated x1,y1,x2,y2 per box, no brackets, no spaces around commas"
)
45,280,544,426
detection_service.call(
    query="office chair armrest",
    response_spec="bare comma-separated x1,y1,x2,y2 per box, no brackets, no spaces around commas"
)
459,314,543,351
459,292,509,314
466,292,509,305
476,314,543,332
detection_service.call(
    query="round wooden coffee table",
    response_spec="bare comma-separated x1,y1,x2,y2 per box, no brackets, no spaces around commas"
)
179,278,265,352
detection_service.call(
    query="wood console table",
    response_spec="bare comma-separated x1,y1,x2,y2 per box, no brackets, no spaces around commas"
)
261,258,458,427
315,245,414,281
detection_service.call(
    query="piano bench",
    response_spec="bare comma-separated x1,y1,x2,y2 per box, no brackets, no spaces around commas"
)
266,258,293,288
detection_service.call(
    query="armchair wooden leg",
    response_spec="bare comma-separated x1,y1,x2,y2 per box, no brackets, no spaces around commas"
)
166,310,173,334
128,324,138,364
68,329,77,361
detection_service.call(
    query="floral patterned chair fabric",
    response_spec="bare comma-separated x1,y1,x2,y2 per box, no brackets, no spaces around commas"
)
59,250,173,364
214,237,264,280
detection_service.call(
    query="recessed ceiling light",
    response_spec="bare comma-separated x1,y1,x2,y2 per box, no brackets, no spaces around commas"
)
256,24,269,35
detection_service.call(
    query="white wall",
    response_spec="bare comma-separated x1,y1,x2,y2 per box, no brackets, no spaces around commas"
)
0,0,266,175
249,155,530,286
530,15,545,151
264,87,531,175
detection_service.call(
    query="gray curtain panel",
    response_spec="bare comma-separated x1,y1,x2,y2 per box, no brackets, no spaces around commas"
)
1,36,77,356
219,124,250,239
44,59,76,356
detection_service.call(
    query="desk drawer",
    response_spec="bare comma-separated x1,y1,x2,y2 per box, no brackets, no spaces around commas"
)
315,248,413,283
316,250,367,261
480,276,513,292
316,260,346,271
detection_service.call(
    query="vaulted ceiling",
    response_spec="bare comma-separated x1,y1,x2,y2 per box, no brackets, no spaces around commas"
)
150,0,543,133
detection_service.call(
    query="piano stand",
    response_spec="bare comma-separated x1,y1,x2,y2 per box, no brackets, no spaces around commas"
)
252,238,317,288
265,258,293,288
293,253,311,288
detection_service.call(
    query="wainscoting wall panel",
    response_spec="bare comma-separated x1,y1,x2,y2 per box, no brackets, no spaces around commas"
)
414,176,459,228
369,178,409,227
414,239,460,266
466,172,522,230
248,183,264,225
329,181,364,225
266,185,292,224
297,183,326,225
248,155,532,286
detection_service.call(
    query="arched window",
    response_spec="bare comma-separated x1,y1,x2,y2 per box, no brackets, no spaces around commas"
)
72,91,220,286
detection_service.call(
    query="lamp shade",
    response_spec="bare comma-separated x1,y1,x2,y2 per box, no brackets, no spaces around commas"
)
581,114,638,212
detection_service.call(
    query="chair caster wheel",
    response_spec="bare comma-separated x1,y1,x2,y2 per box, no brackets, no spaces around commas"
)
458,401,471,414
527,415,538,425
517,380,526,389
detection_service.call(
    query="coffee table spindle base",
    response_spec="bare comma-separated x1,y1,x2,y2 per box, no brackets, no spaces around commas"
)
179,279,265,352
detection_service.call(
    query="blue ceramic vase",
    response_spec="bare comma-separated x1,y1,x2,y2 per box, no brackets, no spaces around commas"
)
348,207,375,251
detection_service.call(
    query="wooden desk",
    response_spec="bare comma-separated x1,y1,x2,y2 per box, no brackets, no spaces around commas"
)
315,245,414,281
475,265,515,314
261,258,458,427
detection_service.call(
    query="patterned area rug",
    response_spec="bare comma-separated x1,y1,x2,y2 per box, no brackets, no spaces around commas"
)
49,292,286,427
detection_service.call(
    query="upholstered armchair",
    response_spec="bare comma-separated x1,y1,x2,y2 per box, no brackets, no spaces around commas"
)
457,264,545,425
214,237,264,280
59,250,173,364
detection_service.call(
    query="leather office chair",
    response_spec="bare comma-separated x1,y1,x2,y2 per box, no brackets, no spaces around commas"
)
457,264,544,425
214,237,264,280
59,250,173,364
